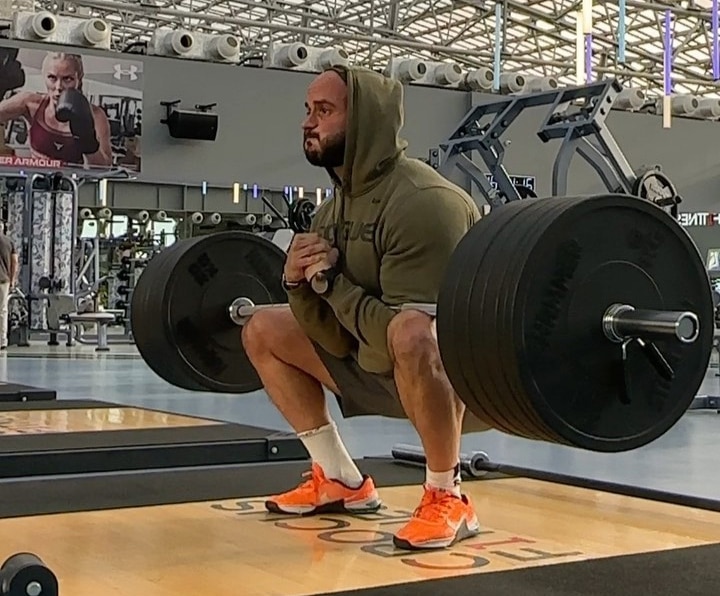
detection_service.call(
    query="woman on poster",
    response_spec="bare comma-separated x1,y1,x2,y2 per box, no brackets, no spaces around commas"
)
0,50,112,168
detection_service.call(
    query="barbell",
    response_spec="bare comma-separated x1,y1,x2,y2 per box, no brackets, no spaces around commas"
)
131,194,715,453
228,297,698,344
0,553,58,596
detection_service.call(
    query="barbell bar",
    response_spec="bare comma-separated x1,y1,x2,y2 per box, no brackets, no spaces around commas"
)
229,295,700,346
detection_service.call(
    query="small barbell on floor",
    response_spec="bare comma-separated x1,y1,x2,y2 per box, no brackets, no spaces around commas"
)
130,194,715,453
391,443,491,479
0,553,58,596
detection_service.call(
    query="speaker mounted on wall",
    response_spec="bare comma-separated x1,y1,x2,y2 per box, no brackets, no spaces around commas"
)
160,99,219,141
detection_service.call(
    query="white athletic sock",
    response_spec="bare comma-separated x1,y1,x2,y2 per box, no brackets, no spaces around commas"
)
426,465,461,497
298,421,364,488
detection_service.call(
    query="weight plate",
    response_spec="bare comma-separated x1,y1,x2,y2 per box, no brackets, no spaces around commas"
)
288,198,316,233
453,200,539,438
438,206,516,434
515,195,714,452
462,198,565,442
132,231,287,393
475,198,569,442
132,241,205,391
439,201,544,436
632,168,676,203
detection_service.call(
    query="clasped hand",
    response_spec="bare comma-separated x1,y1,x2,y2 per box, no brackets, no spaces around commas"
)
284,233,339,285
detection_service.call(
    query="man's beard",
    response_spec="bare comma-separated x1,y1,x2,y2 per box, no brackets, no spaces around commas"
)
304,132,345,168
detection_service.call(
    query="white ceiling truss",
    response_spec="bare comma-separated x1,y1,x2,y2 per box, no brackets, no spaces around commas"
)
16,0,720,97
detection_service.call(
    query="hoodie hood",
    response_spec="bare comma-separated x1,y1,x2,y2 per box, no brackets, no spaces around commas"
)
329,65,408,197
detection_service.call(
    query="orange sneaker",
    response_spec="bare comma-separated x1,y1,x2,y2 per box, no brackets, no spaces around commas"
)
265,463,382,515
393,485,480,550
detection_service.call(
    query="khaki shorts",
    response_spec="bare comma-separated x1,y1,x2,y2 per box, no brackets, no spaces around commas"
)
312,342,493,433
312,341,408,419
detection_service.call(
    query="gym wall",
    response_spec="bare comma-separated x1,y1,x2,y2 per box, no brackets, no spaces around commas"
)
3,39,720,223
0,37,470,191
138,57,473,190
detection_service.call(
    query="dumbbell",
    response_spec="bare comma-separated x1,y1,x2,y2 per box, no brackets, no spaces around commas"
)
0,553,58,596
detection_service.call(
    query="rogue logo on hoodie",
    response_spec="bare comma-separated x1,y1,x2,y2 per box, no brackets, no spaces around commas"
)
316,221,377,245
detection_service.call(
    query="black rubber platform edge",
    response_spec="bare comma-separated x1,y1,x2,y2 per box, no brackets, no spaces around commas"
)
314,541,720,596
0,399,307,478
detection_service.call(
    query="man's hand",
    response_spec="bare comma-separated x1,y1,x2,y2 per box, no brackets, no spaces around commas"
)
285,233,335,284
304,246,339,285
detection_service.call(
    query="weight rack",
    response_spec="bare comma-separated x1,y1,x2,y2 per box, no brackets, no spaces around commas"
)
428,78,681,216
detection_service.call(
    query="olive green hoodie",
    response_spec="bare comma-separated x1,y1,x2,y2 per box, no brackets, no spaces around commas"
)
288,65,480,374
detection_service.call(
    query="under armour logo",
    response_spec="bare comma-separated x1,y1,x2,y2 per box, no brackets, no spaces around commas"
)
54,142,64,151
113,64,139,81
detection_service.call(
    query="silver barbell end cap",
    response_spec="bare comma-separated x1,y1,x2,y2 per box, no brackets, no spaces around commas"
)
602,303,701,344
466,450,490,478
675,311,701,343
229,296,255,326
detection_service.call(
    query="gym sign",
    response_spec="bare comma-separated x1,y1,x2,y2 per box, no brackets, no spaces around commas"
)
677,212,720,227
484,173,537,192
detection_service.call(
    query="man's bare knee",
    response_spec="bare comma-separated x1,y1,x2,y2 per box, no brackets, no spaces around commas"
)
241,307,340,394
388,310,437,365
241,307,292,360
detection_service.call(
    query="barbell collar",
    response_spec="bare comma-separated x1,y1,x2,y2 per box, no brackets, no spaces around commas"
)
229,298,297,326
603,303,700,344
229,297,255,326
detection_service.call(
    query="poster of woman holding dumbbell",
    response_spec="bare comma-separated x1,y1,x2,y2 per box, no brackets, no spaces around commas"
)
0,46,143,172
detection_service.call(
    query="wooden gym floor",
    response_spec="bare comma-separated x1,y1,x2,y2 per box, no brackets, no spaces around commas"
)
2,470,720,595
0,405,221,435
1,349,720,593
